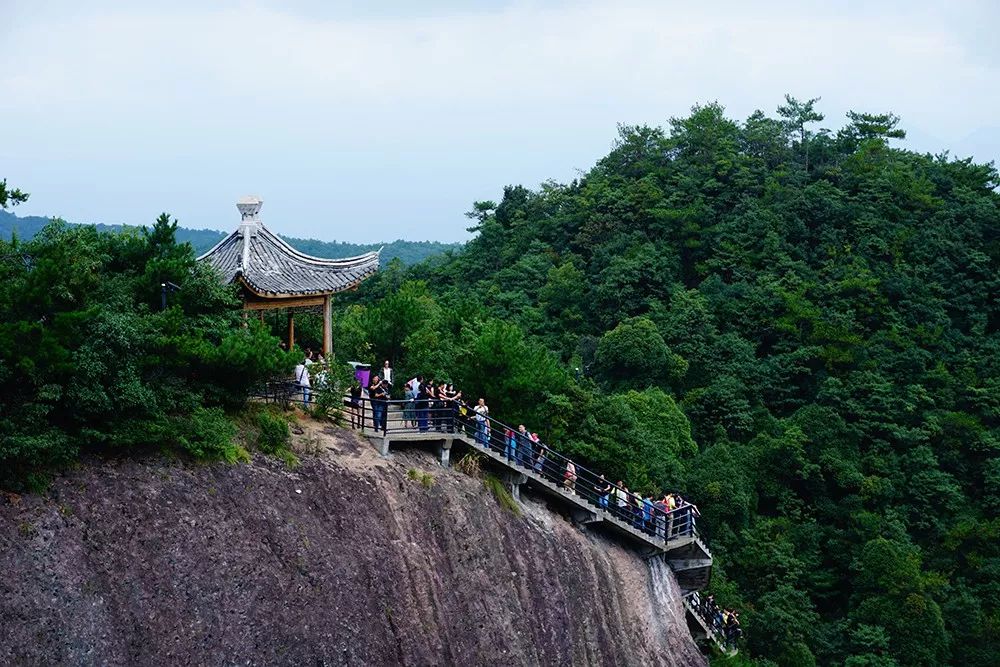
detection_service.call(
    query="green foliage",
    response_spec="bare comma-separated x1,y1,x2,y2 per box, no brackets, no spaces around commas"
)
252,409,291,455
484,474,522,517
337,97,999,666
454,452,484,478
0,216,293,486
406,467,435,489
0,179,28,209
174,407,243,462
593,317,687,390
6,94,997,665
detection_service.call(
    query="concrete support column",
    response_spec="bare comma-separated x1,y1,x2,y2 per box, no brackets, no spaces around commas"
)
439,438,453,467
501,471,527,502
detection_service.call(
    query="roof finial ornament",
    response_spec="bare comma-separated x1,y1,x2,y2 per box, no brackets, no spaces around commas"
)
236,195,263,222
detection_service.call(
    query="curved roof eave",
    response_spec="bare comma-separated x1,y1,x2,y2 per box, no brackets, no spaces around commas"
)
262,227,381,268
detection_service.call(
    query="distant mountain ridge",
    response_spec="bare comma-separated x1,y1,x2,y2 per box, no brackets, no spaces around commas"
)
0,210,461,266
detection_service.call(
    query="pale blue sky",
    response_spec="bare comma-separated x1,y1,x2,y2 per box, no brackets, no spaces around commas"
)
2,0,998,242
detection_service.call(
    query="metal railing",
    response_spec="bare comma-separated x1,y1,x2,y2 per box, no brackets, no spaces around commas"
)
683,592,740,654
251,379,300,410
346,395,700,545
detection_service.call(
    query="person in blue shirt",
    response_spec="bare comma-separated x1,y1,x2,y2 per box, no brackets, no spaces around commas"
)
642,494,654,533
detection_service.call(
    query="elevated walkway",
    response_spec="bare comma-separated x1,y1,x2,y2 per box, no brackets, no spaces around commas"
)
354,400,713,594
683,593,739,657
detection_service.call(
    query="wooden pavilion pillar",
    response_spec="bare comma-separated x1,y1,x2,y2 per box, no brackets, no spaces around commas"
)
287,312,295,351
322,295,333,358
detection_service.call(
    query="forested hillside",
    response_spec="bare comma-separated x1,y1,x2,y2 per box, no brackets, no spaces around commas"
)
0,209,459,266
332,100,1000,666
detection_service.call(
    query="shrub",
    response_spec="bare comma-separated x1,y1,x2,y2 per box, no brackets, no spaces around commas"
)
455,452,483,478
255,409,291,454
175,407,243,462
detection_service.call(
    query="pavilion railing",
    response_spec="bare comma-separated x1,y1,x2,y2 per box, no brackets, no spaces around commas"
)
341,394,701,545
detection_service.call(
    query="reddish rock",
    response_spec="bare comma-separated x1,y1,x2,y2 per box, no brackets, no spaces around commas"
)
0,425,705,667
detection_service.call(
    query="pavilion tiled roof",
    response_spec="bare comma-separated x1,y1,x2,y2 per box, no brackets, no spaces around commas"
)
197,196,380,296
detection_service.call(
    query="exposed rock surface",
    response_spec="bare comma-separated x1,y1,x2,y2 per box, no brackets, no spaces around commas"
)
1,423,706,667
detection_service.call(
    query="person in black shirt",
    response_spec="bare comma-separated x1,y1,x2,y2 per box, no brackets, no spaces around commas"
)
595,474,611,509
417,380,430,432
346,380,362,428
371,377,389,434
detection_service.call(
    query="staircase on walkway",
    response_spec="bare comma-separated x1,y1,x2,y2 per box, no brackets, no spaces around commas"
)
352,399,713,596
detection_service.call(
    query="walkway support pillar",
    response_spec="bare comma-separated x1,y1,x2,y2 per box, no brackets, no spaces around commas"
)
287,311,295,351
501,471,528,502
439,439,453,467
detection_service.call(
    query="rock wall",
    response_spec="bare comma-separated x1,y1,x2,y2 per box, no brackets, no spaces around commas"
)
0,424,706,667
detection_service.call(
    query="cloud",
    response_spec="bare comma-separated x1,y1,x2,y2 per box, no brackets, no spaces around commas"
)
1,0,998,241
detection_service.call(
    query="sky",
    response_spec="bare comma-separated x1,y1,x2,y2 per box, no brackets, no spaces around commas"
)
2,0,999,243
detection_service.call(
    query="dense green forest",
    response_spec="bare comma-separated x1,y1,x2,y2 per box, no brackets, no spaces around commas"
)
2,96,998,666
0,212,298,487
328,100,999,666
0,209,459,266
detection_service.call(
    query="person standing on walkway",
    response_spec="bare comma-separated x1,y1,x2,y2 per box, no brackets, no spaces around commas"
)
630,491,643,528
432,381,447,432
563,461,577,494
642,493,654,532
614,481,628,520
371,376,389,433
665,493,677,538
347,380,362,428
653,496,667,538
533,439,546,475
444,383,461,433
382,360,393,386
403,380,417,428
294,355,312,407
514,424,530,466
474,398,490,447
595,475,611,508
417,379,430,432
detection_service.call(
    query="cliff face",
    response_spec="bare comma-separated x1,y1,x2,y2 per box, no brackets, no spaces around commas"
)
0,423,706,667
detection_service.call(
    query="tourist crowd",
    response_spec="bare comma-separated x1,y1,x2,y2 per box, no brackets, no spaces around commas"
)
335,361,705,544
296,357,737,647
689,592,743,649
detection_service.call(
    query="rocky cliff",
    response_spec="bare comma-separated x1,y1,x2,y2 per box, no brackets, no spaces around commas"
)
1,422,706,666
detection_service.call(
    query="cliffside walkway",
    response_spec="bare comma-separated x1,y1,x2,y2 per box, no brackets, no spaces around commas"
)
347,398,713,594
683,592,739,657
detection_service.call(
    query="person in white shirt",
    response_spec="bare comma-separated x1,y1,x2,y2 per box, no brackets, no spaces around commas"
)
474,398,490,447
294,356,311,406
382,360,393,385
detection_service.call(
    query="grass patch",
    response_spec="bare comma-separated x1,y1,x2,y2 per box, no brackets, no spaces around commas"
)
234,404,296,467
454,452,484,478
484,474,522,517
277,449,300,468
25,473,50,494
407,468,435,488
